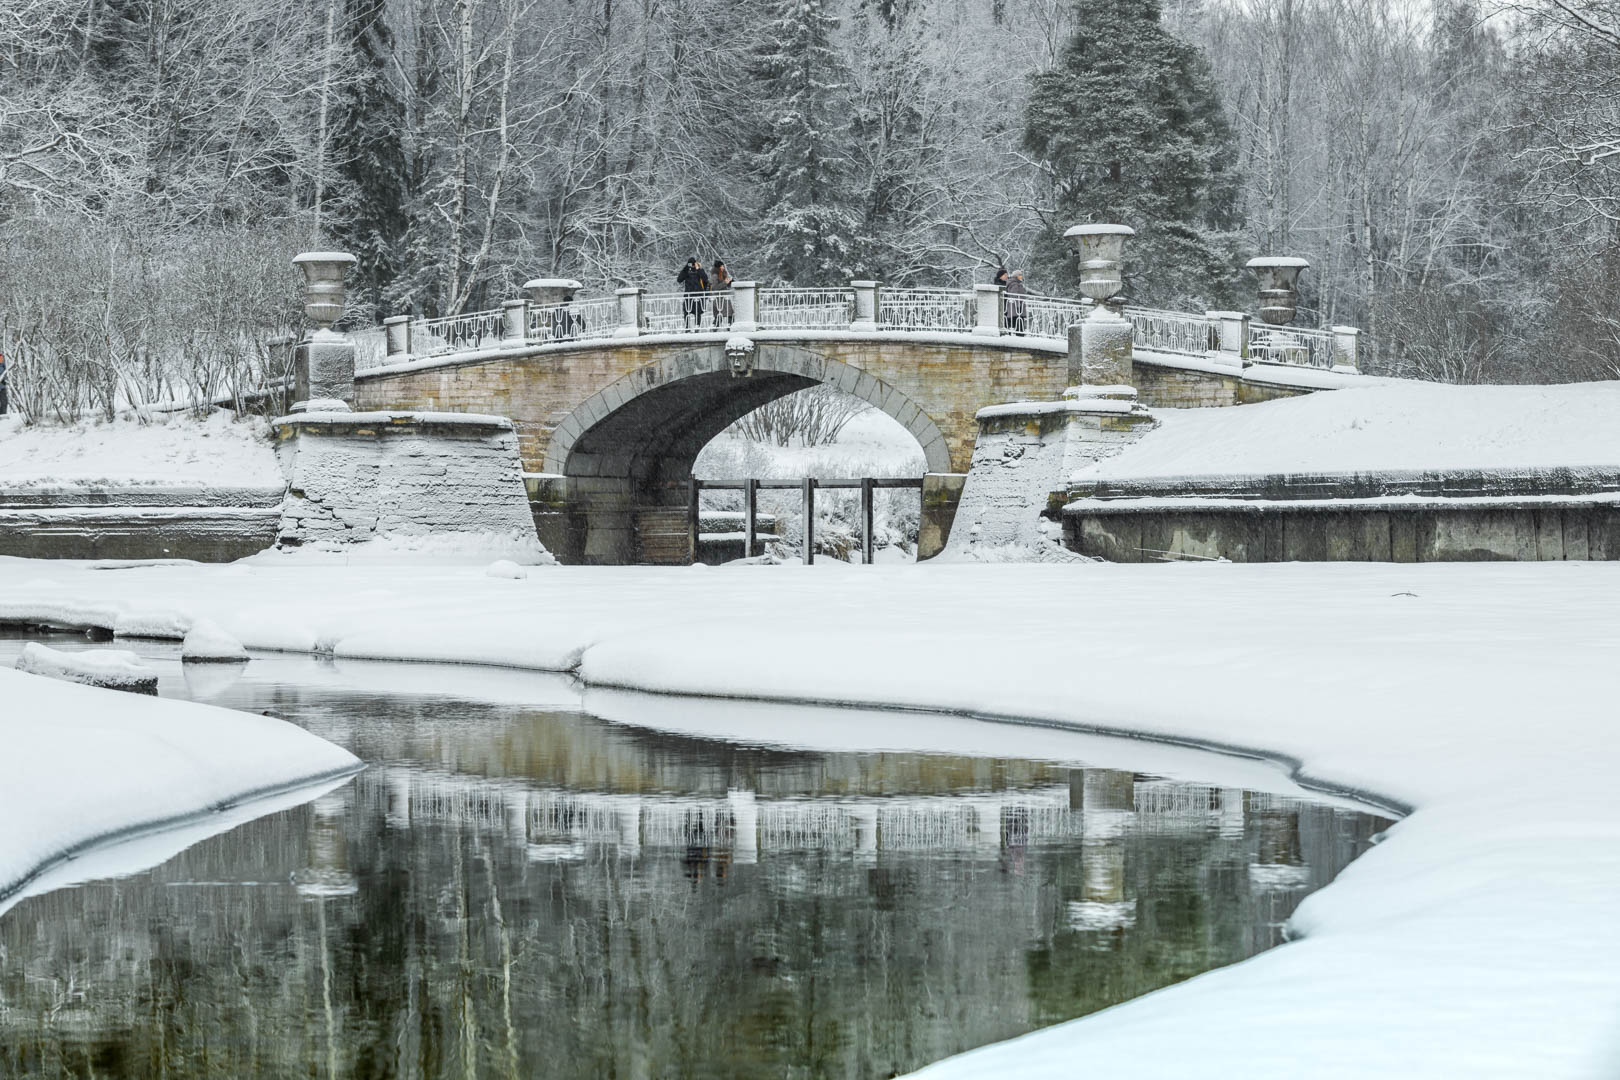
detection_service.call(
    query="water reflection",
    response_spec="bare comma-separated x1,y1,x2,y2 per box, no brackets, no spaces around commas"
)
0,641,1389,1079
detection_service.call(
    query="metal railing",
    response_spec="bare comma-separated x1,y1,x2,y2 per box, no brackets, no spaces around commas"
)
1018,295,1089,340
642,290,720,334
879,287,973,332
409,309,507,359
526,297,618,346
1249,325,1336,369
758,286,854,330
1127,306,1215,359
356,284,1357,374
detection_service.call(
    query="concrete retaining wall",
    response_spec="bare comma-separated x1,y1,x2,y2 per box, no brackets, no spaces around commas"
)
0,486,282,561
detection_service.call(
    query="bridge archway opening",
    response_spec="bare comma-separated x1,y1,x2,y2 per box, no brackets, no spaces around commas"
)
543,343,949,564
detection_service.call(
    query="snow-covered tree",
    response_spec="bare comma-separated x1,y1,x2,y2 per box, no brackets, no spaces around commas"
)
1023,0,1241,309
748,0,860,283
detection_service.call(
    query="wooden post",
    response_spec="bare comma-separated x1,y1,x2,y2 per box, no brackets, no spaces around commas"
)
860,477,875,565
687,478,701,565
744,478,759,558
801,477,816,565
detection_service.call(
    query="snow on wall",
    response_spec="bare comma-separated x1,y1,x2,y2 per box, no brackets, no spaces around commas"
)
0,411,281,489
273,411,546,558
1073,381,1620,485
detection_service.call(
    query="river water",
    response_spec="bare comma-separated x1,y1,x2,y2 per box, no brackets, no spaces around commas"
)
0,634,1390,1079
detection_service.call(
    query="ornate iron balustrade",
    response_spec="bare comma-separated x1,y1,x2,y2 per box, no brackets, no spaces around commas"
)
355,284,1360,374
758,286,854,329
526,297,618,346
1250,325,1336,370
1126,306,1216,358
878,287,974,332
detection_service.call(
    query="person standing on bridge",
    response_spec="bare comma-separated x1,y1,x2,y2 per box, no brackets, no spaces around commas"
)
677,257,709,330
710,260,735,329
1005,271,1029,334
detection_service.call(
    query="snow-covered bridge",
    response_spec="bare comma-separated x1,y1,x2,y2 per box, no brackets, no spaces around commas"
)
349,280,1367,563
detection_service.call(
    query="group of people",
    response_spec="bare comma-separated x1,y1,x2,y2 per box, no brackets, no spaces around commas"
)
676,257,736,330
993,267,1029,333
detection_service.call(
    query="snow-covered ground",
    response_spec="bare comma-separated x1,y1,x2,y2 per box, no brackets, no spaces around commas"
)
0,657,360,918
0,410,282,489
0,554,1616,1077
1075,381,1620,482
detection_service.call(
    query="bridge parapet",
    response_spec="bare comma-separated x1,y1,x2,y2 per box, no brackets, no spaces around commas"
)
351,281,1364,379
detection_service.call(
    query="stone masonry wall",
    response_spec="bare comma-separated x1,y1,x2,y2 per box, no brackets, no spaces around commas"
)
1133,361,1310,409
944,395,1157,559
274,413,537,548
356,337,1070,476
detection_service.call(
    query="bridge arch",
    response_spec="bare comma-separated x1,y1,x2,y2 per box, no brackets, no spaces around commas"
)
542,342,952,479
540,342,949,563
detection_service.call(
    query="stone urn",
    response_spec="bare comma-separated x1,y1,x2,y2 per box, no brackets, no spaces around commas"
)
291,252,358,330
524,278,582,308
1064,224,1135,303
1245,257,1310,326
289,251,358,413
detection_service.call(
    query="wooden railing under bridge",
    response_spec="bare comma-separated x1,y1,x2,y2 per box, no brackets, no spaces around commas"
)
350,282,1363,377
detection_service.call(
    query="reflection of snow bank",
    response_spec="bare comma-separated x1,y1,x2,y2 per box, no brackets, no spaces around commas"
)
0,666,360,915
1067,900,1138,932
16,641,157,693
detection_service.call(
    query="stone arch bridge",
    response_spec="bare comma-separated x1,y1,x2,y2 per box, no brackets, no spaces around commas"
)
350,283,1361,563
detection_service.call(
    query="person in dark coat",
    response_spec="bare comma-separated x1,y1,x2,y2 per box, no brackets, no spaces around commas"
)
710,260,735,328
677,257,709,329
1004,271,1029,334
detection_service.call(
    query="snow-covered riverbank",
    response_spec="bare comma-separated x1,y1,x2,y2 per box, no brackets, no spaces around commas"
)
1,554,1617,1077
0,661,361,918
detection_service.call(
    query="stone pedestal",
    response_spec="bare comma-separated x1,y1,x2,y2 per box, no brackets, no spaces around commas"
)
1067,308,1134,387
1205,310,1250,367
383,315,412,358
943,389,1157,559
614,288,643,338
1332,325,1361,373
502,299,529,342
272,410,547,559
292,329,356,414
850,280,879,331
731,281,759,331
972,284,1004,336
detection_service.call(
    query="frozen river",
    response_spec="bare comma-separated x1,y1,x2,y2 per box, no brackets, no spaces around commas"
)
0,633,1389,1078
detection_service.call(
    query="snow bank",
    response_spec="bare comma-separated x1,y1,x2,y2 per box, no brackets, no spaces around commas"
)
181,618,248,662
16,641,158,693
0,411,281,489
0,556,1616,1078
1074,381,1620,482
0,664,360,914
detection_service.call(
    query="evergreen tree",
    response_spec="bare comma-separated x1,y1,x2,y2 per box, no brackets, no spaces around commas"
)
748,0,860,283
1023,0,1241,308
328,0,411,322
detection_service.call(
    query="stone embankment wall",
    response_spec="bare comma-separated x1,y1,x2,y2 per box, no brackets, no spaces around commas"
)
0,486,282,561
274,412,536,548
944,391,1157,560
1133,359,1311,409
1065,469,1620,562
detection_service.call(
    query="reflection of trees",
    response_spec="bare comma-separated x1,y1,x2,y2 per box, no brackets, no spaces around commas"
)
0,691,1389,1079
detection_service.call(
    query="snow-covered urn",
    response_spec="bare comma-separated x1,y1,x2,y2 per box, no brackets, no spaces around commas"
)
181,618,249,663
1245,256,1310,326
1065,225,1137,386
290,251,358,414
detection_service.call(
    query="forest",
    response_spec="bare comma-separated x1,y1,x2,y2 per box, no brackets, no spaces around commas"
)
3,0,1620,420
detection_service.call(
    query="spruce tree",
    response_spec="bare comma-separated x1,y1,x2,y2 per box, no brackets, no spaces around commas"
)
749,0,860,284
328,0,411,322
1023,0,1241,308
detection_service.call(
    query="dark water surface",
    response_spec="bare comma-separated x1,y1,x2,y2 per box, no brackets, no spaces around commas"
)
0,634,1390,1079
